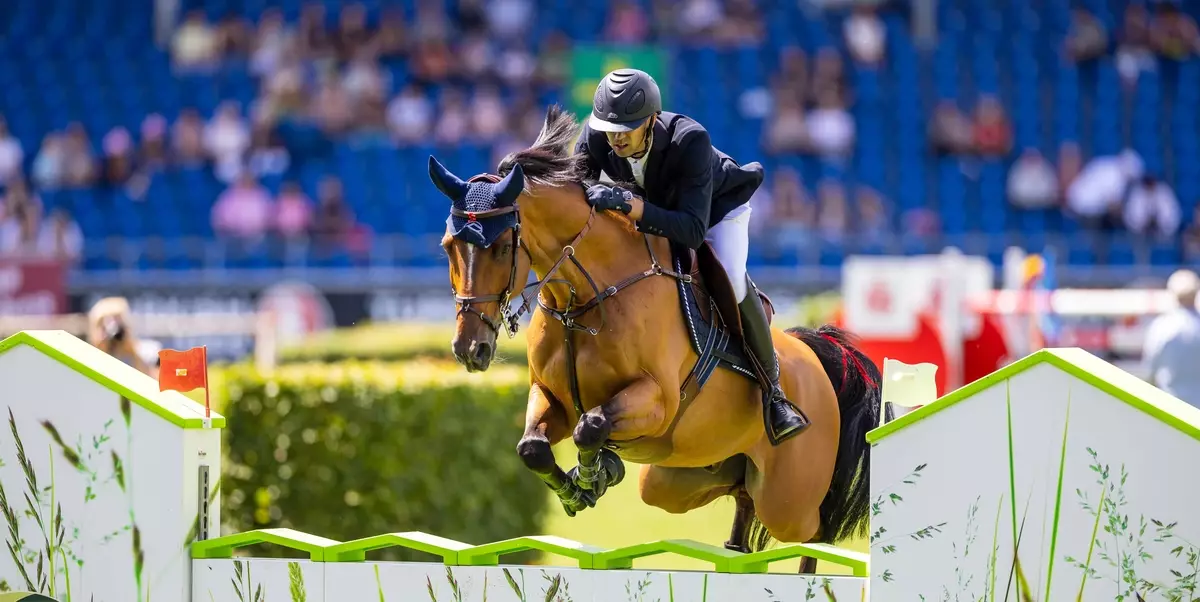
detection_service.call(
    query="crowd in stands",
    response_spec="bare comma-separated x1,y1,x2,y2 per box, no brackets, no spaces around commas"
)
1,0,1199,270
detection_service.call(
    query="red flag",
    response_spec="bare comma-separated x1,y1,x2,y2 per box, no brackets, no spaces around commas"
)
158,347,212,423
158,347,208,393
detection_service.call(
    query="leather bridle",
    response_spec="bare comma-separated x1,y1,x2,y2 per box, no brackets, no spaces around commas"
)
449,173,691,417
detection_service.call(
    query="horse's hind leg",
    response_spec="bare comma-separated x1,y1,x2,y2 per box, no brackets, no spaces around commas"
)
726,487,756,553
516,383,594,517
570,376,667,501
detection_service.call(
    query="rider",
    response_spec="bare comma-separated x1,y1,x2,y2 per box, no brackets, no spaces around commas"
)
574,68,809,446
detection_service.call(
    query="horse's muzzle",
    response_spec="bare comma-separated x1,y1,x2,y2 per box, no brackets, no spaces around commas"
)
454,337,494,372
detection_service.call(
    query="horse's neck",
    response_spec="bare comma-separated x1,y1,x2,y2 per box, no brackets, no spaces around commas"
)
523,190,663,309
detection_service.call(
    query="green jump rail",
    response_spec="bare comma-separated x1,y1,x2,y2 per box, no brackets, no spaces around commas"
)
192,529,868,576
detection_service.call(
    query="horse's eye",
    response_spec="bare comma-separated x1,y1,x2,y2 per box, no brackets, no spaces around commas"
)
496,243,512,257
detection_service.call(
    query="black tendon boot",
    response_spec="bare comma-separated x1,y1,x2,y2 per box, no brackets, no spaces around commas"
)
738,278,810,445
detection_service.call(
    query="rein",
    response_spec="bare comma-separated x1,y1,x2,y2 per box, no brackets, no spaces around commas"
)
450,173,692,418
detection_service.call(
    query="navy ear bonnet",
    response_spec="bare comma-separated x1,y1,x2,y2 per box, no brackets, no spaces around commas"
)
429,156,524,248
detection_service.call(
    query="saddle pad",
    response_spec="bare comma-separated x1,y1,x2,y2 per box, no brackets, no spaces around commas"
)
674,255,760,385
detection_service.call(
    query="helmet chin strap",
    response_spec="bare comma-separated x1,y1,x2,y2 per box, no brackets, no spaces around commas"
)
629,120,654,160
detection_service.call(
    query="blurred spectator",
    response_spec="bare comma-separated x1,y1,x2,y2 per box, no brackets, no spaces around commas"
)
713,0,764,47
806,89,855,159
217,12,254,58
767,167,815,249
809,48,849,108
32,134,67,191
311,176,355,249
772,46,809,106
376,8,409,58
972,96,1013,157
63,123,99,189
101,127,136,187
274,182,314,239
1124,174,1181,239
496,41,537,88
928,101,974,155
680,0,722,42
606,0,650,43
388,83,434,144
0,117,24,187
455,0,488,34
212,171,273,242
470,86,508,143
250,8,294,78
310,76,354,136
139,114,170,172
411,38,454,83
1006,149,1059,210
299,3,334,63
87,297,155,377
413,0,453,44
172,109,209,168
1064,8,1108,63
902,207,942,238
1066,149,1143,230
763,94,809,154
1057,141,1083,197
487,0,534,41
434,89,470,146
335,3,374,63
855,186,891,241
1142,269,1200,408
1151,3,1200,60
459,32,497,82
205,101,251,183
2,179,42,221
0,198,42,256
246,110,290,178
535,32,573,88
816,180,848,242
37,208,83,265
844,3,886,66
343,48,390,104
1116,5,1156,87
172,10,220,72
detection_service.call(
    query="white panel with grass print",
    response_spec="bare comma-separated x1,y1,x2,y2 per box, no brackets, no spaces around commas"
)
319,562,867,601
193,558,323,602
871,360,1200,602
0,344,220,602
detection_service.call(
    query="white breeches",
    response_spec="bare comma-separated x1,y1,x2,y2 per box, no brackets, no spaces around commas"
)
705,203,752,302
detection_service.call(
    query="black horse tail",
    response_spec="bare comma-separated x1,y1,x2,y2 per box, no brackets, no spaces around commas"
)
785,324,881,545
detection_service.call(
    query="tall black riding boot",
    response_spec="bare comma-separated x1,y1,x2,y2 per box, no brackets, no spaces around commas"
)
737,278,810,446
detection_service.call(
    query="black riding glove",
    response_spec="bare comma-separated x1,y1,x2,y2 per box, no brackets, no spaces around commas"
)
585,184,633,213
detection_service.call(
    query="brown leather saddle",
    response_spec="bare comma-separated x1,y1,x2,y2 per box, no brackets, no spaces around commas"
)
683,241,775,336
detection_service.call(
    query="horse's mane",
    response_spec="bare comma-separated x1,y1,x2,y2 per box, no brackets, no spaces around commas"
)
496,104,640,233
496,104,589,188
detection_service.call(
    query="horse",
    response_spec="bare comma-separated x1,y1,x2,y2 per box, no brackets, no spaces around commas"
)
430,104,880,566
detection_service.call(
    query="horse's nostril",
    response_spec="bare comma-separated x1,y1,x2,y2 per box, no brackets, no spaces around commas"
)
474,341,493,363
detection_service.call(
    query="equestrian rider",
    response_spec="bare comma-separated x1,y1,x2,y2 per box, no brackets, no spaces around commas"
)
574,68,809,446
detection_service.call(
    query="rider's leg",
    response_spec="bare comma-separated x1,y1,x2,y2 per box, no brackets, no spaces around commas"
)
706,204,809,446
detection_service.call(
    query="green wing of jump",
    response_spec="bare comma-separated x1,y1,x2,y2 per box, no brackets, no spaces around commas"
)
326,532,473,564
457,535,606,569
726,543,870,576
191,528,341,561
591,539,742,572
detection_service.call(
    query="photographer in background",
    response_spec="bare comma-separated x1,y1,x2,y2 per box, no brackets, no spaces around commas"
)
86,296,160,378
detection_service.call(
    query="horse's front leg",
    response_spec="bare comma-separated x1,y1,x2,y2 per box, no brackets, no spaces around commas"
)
516,383,595,517
570,376,667,501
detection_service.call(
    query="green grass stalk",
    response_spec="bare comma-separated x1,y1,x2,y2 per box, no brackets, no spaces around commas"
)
1044,393,1072,601
1075,485,1107,602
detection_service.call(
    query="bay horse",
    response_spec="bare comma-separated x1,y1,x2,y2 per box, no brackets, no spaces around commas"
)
431,105,879,564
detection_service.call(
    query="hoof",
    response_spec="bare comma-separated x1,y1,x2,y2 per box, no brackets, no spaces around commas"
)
724,541,750,554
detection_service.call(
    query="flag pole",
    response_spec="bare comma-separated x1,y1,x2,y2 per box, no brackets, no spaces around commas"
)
201,345,211,428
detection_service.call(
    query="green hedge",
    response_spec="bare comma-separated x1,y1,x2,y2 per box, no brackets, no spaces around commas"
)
218,359,547,561
278,322,529,366
278,293,842,365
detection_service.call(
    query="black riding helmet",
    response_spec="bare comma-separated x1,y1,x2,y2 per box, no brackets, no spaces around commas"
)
588,68,662,133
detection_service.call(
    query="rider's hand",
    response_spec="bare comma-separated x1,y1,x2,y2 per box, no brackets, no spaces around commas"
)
585,184,633,213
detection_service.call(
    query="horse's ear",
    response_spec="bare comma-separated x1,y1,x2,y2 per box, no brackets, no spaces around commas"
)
428,155,469,201
494,163,524,206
